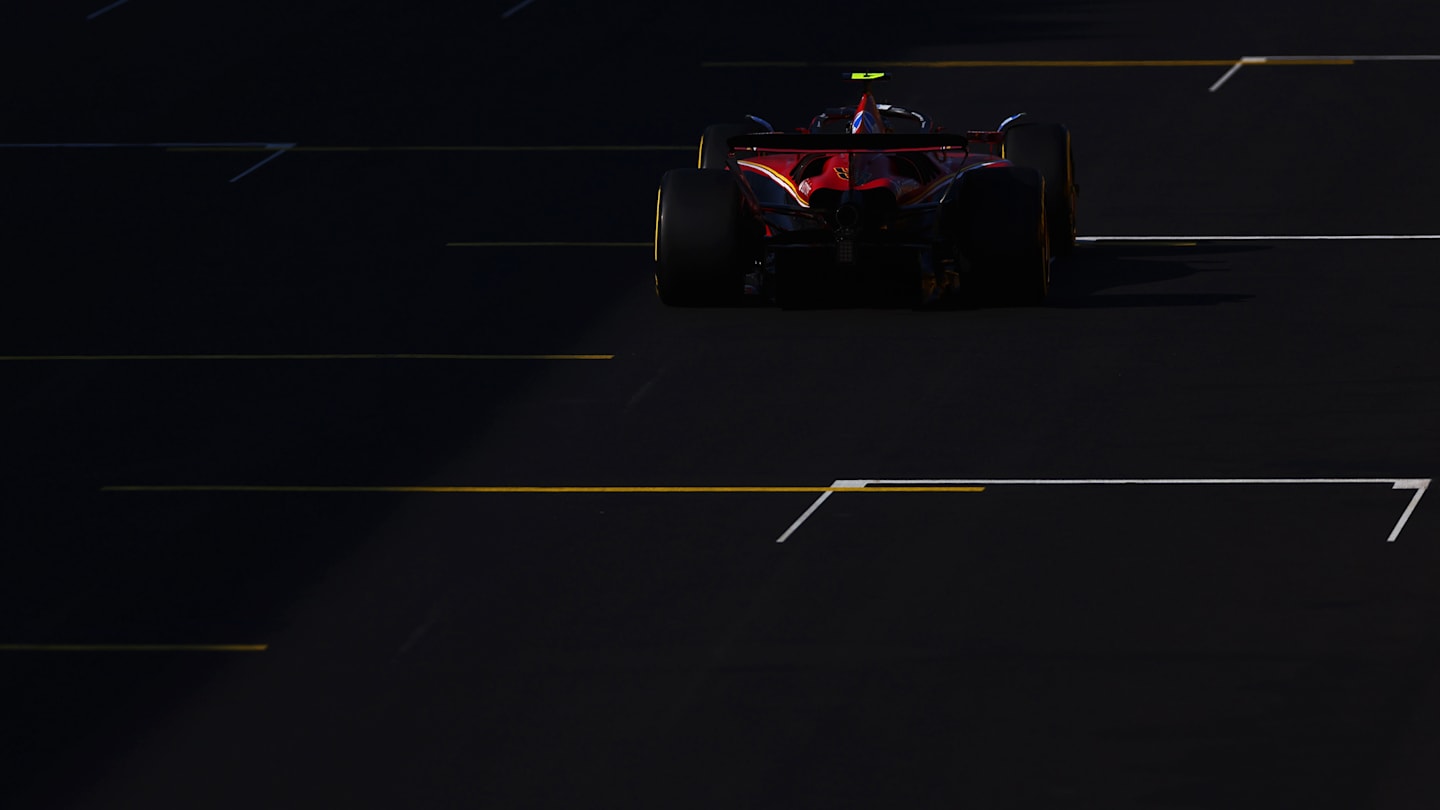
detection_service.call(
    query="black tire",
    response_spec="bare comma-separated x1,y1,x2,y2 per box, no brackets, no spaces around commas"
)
1002,122,1076,256
654,168,758,306
698,121,767,169
946,165,1049,306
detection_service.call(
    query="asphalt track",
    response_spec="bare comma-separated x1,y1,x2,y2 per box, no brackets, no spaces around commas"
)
2,1,1439,807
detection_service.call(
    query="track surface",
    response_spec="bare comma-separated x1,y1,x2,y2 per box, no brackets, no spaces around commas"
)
3,1,1439,807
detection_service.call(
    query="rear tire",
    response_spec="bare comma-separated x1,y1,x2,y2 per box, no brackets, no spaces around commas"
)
946,165,1049,306
699,121,768,170
1002,122,1076,257
654,169,758,306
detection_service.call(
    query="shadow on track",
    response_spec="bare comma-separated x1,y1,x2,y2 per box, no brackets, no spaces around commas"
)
1047,243,1264,307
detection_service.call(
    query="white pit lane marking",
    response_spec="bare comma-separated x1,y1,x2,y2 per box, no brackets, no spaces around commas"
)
1208,56,1265,92
1209,54,1440,91
776,478,1429,544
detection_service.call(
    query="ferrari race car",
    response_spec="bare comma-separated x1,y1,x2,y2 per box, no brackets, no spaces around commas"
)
653,73,1077,307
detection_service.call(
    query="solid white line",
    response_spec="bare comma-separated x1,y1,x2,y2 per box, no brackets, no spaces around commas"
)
1079,235,1440,242
861,478,1431,543
1387,480,1430,543
85,0,130,20
228,143,295,183
500,0,538,18
1208,60,1246,92
1265,54,1440,62
864,478,1425,485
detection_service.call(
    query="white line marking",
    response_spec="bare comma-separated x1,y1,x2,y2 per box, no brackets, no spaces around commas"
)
777,479,1428,544
1079,235,1440,242
500,0,538,18
775,479,870,543
227,143,295,183
775,492,834,544
857,478,1430,544
1210,53,1440,90
1208,60,1247,92
1265,54,1440,62
85,0,130,20
864,478,1424,485
1387,480,1430,544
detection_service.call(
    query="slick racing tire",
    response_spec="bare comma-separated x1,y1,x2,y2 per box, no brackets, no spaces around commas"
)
654,168,759,306
1001,122,1076,257
947,165,1049,306
698,120,768,170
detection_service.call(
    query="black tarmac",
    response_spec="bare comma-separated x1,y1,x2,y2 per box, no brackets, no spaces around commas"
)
3,1,1439,807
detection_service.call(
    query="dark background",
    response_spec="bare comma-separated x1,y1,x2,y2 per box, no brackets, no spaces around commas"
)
2,1,1438,807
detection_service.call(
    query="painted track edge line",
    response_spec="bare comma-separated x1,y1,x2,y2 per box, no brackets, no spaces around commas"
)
865,478,1431,544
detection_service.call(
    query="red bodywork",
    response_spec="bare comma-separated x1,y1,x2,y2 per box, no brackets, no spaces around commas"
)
712,80,1033,303
727,83,1013,217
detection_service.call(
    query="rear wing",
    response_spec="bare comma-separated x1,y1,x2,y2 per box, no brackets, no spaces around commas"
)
727,133,971,154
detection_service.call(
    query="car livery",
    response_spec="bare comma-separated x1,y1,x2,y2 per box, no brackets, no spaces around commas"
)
654,73,1077,308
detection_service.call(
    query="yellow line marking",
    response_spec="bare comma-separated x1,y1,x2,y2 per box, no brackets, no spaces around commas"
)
0,354,613,361
446,242,650,247
0,644,268,652
165,145,691,153
102,485,987,493
702,59,1353,68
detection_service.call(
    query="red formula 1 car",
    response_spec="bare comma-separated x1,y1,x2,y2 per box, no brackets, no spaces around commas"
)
653,73,1076,307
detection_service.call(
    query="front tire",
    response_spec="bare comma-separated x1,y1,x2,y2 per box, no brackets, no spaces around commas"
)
654,168,758,306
